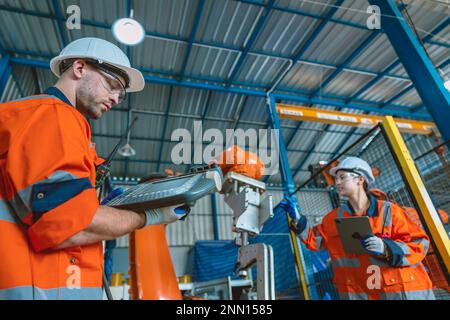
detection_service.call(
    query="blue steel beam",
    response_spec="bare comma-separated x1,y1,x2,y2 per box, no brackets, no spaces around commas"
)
7,45,412,82
383,57,450,111
0,55,12,99
266,94,297,195
50,0,68,46
178,0,205,79
156,86,174,171
9,56,433,120
123,0,133,176
7,46,416,93
266,93,311,298
369,0,450,140
211,193,219,240
347,16,450,105
226,0,275,85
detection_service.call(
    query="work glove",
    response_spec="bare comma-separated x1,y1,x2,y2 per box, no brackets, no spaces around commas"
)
141,204,191,227
361,235,386,256
277,196,300,221
277,196,307,235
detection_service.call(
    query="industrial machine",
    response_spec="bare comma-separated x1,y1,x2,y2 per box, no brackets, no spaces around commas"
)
220,171,275,300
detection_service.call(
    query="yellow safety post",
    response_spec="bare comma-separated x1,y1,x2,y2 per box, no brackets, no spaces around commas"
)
382,116,450,275
286,213,310,300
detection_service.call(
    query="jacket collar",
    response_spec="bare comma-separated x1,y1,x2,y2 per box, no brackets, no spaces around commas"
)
44,87,74,108
344,193,379,217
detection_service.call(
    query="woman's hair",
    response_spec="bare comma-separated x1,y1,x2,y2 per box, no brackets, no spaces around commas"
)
362,179,370,199
363,180,369,192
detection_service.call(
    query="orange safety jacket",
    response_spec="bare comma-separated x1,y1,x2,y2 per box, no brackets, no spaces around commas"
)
0,92,104,299
299,194,434,300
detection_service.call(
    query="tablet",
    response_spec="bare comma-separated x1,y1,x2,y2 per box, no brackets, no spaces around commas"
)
335,216,373,254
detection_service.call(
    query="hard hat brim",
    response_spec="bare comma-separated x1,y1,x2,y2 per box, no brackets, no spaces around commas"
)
50,55,145,93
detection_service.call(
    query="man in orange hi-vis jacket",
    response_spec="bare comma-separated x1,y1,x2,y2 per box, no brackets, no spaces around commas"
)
0,38,190,300
280,157,434,300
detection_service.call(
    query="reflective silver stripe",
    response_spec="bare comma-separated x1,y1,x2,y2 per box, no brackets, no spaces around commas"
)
401,256,411,266
381,201,392,228
299,218,310,242
0,199,18,224
412,238,430,255
380,289,435,300
338,292,368,300
0,286,103,300
331,257,360,268
313,228,322,249
337,207,345,218
395,241,411,255
8,170,79,221
9,95,57,103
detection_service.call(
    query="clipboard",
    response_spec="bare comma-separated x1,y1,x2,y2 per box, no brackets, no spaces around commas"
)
335,216,374,254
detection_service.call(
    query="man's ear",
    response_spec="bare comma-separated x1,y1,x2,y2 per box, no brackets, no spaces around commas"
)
71,59,88,80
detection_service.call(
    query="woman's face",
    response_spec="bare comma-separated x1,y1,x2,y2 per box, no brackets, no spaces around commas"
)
334,170,364,197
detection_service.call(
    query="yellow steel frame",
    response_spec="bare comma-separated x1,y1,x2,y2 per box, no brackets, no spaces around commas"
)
382,116,450,274
277,104,437,135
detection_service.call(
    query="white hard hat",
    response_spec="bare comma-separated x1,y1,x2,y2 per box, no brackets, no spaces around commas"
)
50,37,145,93
329,157,375,184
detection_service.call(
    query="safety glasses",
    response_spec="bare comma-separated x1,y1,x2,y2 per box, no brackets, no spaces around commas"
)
94,65,127,104
334,172,359,184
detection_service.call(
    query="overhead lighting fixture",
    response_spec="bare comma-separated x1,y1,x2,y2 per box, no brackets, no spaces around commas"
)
119,113,137,157
438,68,450,92
112,10,145,46
118,142,136,157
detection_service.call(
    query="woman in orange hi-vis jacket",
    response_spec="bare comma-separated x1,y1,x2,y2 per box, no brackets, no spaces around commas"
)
0,38,190,300
280,157,434,300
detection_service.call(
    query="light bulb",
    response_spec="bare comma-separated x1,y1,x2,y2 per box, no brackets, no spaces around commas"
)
112,18,145,46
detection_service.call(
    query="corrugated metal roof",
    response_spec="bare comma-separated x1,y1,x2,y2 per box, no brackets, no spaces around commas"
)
0,0,448,184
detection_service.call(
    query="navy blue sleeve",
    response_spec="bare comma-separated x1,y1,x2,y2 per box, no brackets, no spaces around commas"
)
31,178,93,222
383,238,405,267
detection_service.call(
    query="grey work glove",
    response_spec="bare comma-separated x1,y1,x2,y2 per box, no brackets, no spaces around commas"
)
141,204,191,227
361,236,386,256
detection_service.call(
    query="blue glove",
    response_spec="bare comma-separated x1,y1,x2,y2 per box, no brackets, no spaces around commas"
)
361,235,386,256
277,196,300,221
101,187,125,205
277,196,308,235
